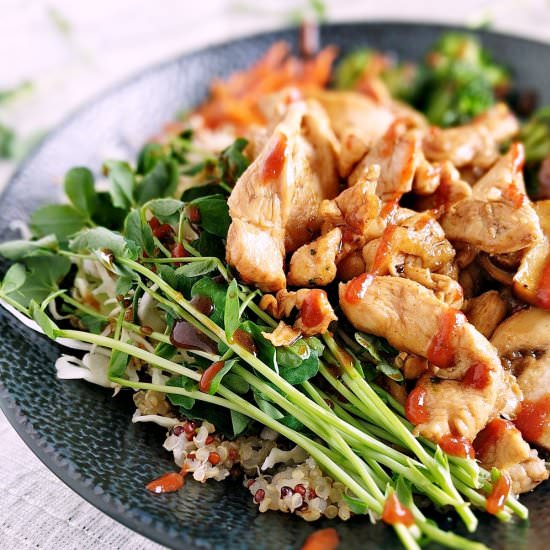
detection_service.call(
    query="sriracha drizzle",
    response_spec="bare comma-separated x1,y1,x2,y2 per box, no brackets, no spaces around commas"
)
427,309,466,368
262,133,287,182
344,273,374,304
535,256,550,309
146,471,185,494
462,362,492,390
300,289,327,328
405,386,430,425
474,418,515,458
486,474,511,515
514,394,550,442
382,493,415,526
438,434,475,459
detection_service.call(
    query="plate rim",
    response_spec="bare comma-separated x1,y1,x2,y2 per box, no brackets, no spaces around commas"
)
1,20,550,550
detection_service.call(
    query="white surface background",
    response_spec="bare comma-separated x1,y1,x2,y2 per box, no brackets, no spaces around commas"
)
1,1,550,548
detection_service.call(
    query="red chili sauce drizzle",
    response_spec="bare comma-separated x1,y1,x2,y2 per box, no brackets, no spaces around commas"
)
381,493,415,527
300,289,327,328
426,309,466,368
344,273,374,304
405,386,430,425
473,418,514,458
438,434,475,459
510,142,526,173
379,194,400,221
170,320,217,353
535,256,550,309
486,473,511,515
232,327,258,355
371,224,398,276
502,143,526,208
146,471,185,494
261,133,287,182
514,394,550,443
462,361,492,390
300,527,340,550
199,361,225,393
502,183,525,209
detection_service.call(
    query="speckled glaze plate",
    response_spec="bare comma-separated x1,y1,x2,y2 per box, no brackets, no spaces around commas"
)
1,22,549,550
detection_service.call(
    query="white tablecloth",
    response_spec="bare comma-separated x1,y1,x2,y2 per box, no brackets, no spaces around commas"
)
1,1,550,548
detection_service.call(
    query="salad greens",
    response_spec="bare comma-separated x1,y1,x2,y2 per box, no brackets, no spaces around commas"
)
0,125,528,550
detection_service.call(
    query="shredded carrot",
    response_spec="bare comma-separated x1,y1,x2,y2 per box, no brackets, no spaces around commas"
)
195,42,338,130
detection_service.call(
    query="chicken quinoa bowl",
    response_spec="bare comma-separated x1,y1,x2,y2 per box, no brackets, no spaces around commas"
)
1,29,550,550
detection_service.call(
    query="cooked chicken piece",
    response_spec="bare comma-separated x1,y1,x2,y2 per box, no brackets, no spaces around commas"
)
423,103,519,169
319,167,382,259
513,200,550,306
260,289,297,319
472,143,527,199
397,212,455,271
245,125,270,161
340,276,499,378
287,228,342,287
474,102,520,142
339,275,514,441
403,266,464,309
473,418,548,494
259,289,337,337
361,211,455,276
309,90,394,147
491,307,550,450
506,450,549,494
340,275,438,360
349,121,422,201
284,101,341,251
323,166,380,234
413,155,441,196
262,321,301,347
441,145,542,254
227,100,339,290
464,291,507,339
474,418,530,471
294,289,337,336
387,100,427,130
416,161,472,211
226,220,285,291
338,128,369,178
441,200,541,254
257,86,302,126
406,374,499,441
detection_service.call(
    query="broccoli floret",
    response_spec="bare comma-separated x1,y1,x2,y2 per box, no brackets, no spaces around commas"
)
414,33,510,127
332,33,509,128
519,107,550,198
